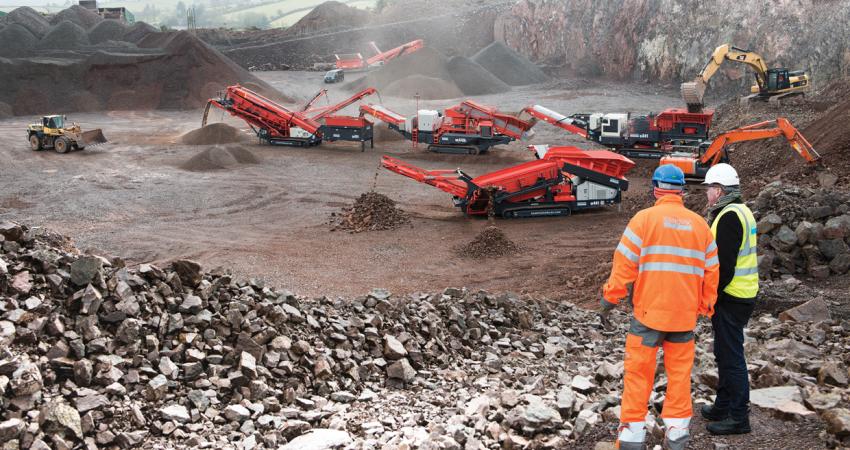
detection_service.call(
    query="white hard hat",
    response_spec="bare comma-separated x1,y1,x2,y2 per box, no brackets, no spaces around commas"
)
702,163,740,186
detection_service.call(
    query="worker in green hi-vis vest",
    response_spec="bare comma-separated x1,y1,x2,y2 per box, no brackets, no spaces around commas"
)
699,163,759,436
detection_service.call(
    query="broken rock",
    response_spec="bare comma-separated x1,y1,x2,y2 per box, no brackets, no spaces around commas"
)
779,298,831,322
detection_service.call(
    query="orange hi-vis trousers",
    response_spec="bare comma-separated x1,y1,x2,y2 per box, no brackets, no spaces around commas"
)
621,318,696,423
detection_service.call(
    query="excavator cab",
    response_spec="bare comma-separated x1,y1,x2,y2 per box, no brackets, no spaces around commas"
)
765,68,792,92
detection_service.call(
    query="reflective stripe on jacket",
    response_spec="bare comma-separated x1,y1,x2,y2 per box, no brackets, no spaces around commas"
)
603,195,720,331
710,203,759,299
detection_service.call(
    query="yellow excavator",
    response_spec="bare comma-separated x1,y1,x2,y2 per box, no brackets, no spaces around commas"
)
681,44,811,112
27,115,107,153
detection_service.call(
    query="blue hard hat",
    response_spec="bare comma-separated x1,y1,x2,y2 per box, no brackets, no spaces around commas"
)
652,164,686,186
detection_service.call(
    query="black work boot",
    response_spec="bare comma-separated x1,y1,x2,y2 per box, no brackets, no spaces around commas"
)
700,404,728,421
706,416,751,435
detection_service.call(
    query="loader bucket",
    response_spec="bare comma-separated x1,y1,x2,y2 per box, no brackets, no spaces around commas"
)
81,129,108,146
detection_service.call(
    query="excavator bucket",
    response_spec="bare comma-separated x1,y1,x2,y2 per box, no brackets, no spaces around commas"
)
680,79,706,112
80,129,107,146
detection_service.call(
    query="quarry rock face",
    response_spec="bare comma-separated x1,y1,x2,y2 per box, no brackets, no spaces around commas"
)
496,0,850,89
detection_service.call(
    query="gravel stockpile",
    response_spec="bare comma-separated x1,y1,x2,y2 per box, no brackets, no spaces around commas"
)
383,75,463,100
330,192,410,233
36,20,90,50
348,46,510,99
0,4,285,116
88,20,128,45
472,41,549,86
0,24,39,57
179,123,248,145
2,6,51,38
50,5,103,29
457,225,519,258
446,55,511,95
121,22,159,44
180,145,259,172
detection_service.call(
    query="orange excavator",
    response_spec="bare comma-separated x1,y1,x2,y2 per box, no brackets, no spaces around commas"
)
660,118,820,178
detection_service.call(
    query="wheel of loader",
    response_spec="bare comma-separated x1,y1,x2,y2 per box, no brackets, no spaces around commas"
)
29,134,42,151
54,136,71,154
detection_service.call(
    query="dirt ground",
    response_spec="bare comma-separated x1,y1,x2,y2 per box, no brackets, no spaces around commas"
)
0,71,690,304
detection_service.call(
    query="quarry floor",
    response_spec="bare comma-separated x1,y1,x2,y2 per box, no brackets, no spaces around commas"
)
0,71,685,303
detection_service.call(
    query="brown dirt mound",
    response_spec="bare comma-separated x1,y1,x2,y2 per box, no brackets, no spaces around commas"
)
330,192,411,233
383,75,463,100
180,123,248,145
711,79,850,193
180,145,259,172
286,0,371,35
446,56,510,95
37,20,90,49
88,19,128,44
50,5,103,30
472,41,549,86
0,24,39,57
457,226,519,258
4,6,51,38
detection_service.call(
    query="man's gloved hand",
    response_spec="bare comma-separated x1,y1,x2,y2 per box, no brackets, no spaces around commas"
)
599,298,617,331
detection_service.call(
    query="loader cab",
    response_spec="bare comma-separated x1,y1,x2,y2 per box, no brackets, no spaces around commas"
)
766,68,791,91
43,115,65,130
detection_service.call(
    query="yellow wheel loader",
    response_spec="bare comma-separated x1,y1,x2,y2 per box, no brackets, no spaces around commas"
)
681,44,811,112
26,115,107,153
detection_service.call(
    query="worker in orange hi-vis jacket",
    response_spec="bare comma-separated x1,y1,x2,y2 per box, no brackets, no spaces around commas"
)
600,164,720,450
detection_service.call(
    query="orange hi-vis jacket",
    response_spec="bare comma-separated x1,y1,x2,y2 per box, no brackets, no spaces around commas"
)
604,195,720,332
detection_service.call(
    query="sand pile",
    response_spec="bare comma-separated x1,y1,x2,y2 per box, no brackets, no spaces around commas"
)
457,226,519,258
287,0,370,35
330,192,411,233
88,19,128,45
472,41,549,86
0,24,39,57
180,123,248,145
37,20,90,49
180,145,259,172
446,56,511,95
2,6,51,38
50,4,103,29
348,47,510,99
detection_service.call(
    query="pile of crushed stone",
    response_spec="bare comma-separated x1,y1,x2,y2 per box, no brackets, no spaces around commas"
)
180,145,259,172
330,192,410,233
457,225,519,258
179,123,248,145
347,46,511,100
472,41,549,86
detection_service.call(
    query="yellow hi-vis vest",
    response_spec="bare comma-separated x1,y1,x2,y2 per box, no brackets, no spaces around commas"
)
711,203,759,299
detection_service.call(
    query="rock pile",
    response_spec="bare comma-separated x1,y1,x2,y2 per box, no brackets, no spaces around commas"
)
752,181,850,279
1,221,849,448
456,226,519,258
329,192,411,233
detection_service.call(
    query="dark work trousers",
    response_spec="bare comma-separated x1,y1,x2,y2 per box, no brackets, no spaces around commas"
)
711,294,756,420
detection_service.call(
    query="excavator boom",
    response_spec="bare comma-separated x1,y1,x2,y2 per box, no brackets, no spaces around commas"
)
681,44,808,112
660,117,819,178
